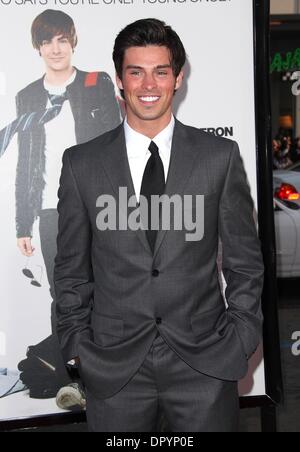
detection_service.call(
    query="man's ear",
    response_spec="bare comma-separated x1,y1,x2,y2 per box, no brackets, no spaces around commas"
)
175,70,184,91
116,73,124,91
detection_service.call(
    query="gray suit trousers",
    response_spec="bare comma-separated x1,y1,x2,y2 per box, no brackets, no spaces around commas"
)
86,334,240,432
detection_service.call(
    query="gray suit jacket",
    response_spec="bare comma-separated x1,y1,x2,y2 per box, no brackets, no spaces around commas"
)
54,119,264,399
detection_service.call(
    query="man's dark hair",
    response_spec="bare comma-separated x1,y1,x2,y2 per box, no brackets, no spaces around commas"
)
31,9,78,50
113,18,186,81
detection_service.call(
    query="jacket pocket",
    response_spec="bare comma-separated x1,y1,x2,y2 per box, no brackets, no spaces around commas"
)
191,304,226,337
91,313,124,347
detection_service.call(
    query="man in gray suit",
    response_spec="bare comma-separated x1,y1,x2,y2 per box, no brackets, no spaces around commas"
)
54,18,264,432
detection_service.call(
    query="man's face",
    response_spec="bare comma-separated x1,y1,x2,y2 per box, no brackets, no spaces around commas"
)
116,45,183,123
39,34,73,72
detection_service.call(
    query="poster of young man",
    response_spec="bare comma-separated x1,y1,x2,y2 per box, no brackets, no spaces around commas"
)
0,1,266,422
0,7,122,417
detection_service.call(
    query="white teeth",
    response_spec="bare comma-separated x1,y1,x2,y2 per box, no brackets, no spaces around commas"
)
140,96,160,102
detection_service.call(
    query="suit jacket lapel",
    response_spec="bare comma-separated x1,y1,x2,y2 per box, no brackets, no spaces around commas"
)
153,120,199,259
100,124,152,254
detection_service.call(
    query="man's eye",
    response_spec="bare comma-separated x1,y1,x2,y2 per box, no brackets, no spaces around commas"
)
157,72,168,76
131,71,141,76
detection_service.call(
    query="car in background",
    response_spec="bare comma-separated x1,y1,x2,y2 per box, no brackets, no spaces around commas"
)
274,161,300,192
273,162,300,278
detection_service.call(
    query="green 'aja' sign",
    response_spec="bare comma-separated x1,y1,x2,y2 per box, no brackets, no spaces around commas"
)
271,48,300,73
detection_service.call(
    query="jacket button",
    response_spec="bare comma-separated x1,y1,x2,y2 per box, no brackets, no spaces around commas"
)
156,317,162,325
152,269,160,277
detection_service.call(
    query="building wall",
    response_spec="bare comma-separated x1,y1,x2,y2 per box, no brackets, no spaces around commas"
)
271,0,297,14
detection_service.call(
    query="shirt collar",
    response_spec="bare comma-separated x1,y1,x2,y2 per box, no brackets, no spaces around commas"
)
44,69,77,95
124,115,175,159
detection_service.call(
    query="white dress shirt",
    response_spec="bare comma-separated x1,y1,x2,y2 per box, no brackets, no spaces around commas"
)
124,115,175,201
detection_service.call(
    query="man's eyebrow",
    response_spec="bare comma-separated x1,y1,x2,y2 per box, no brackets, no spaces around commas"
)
58,35,68,40
125,64,172,70
125,65,143,70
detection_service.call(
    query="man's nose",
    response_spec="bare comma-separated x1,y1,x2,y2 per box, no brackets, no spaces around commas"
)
142,74,157,91
52,42,61,54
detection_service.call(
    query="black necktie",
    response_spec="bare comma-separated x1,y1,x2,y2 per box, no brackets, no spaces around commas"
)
0,92,68,159
140,141,166,253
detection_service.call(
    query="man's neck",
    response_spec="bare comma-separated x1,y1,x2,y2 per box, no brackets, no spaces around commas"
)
126,113,173,139
44,66,75,87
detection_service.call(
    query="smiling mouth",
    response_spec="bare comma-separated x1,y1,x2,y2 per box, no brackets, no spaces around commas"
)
138,96,161,104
